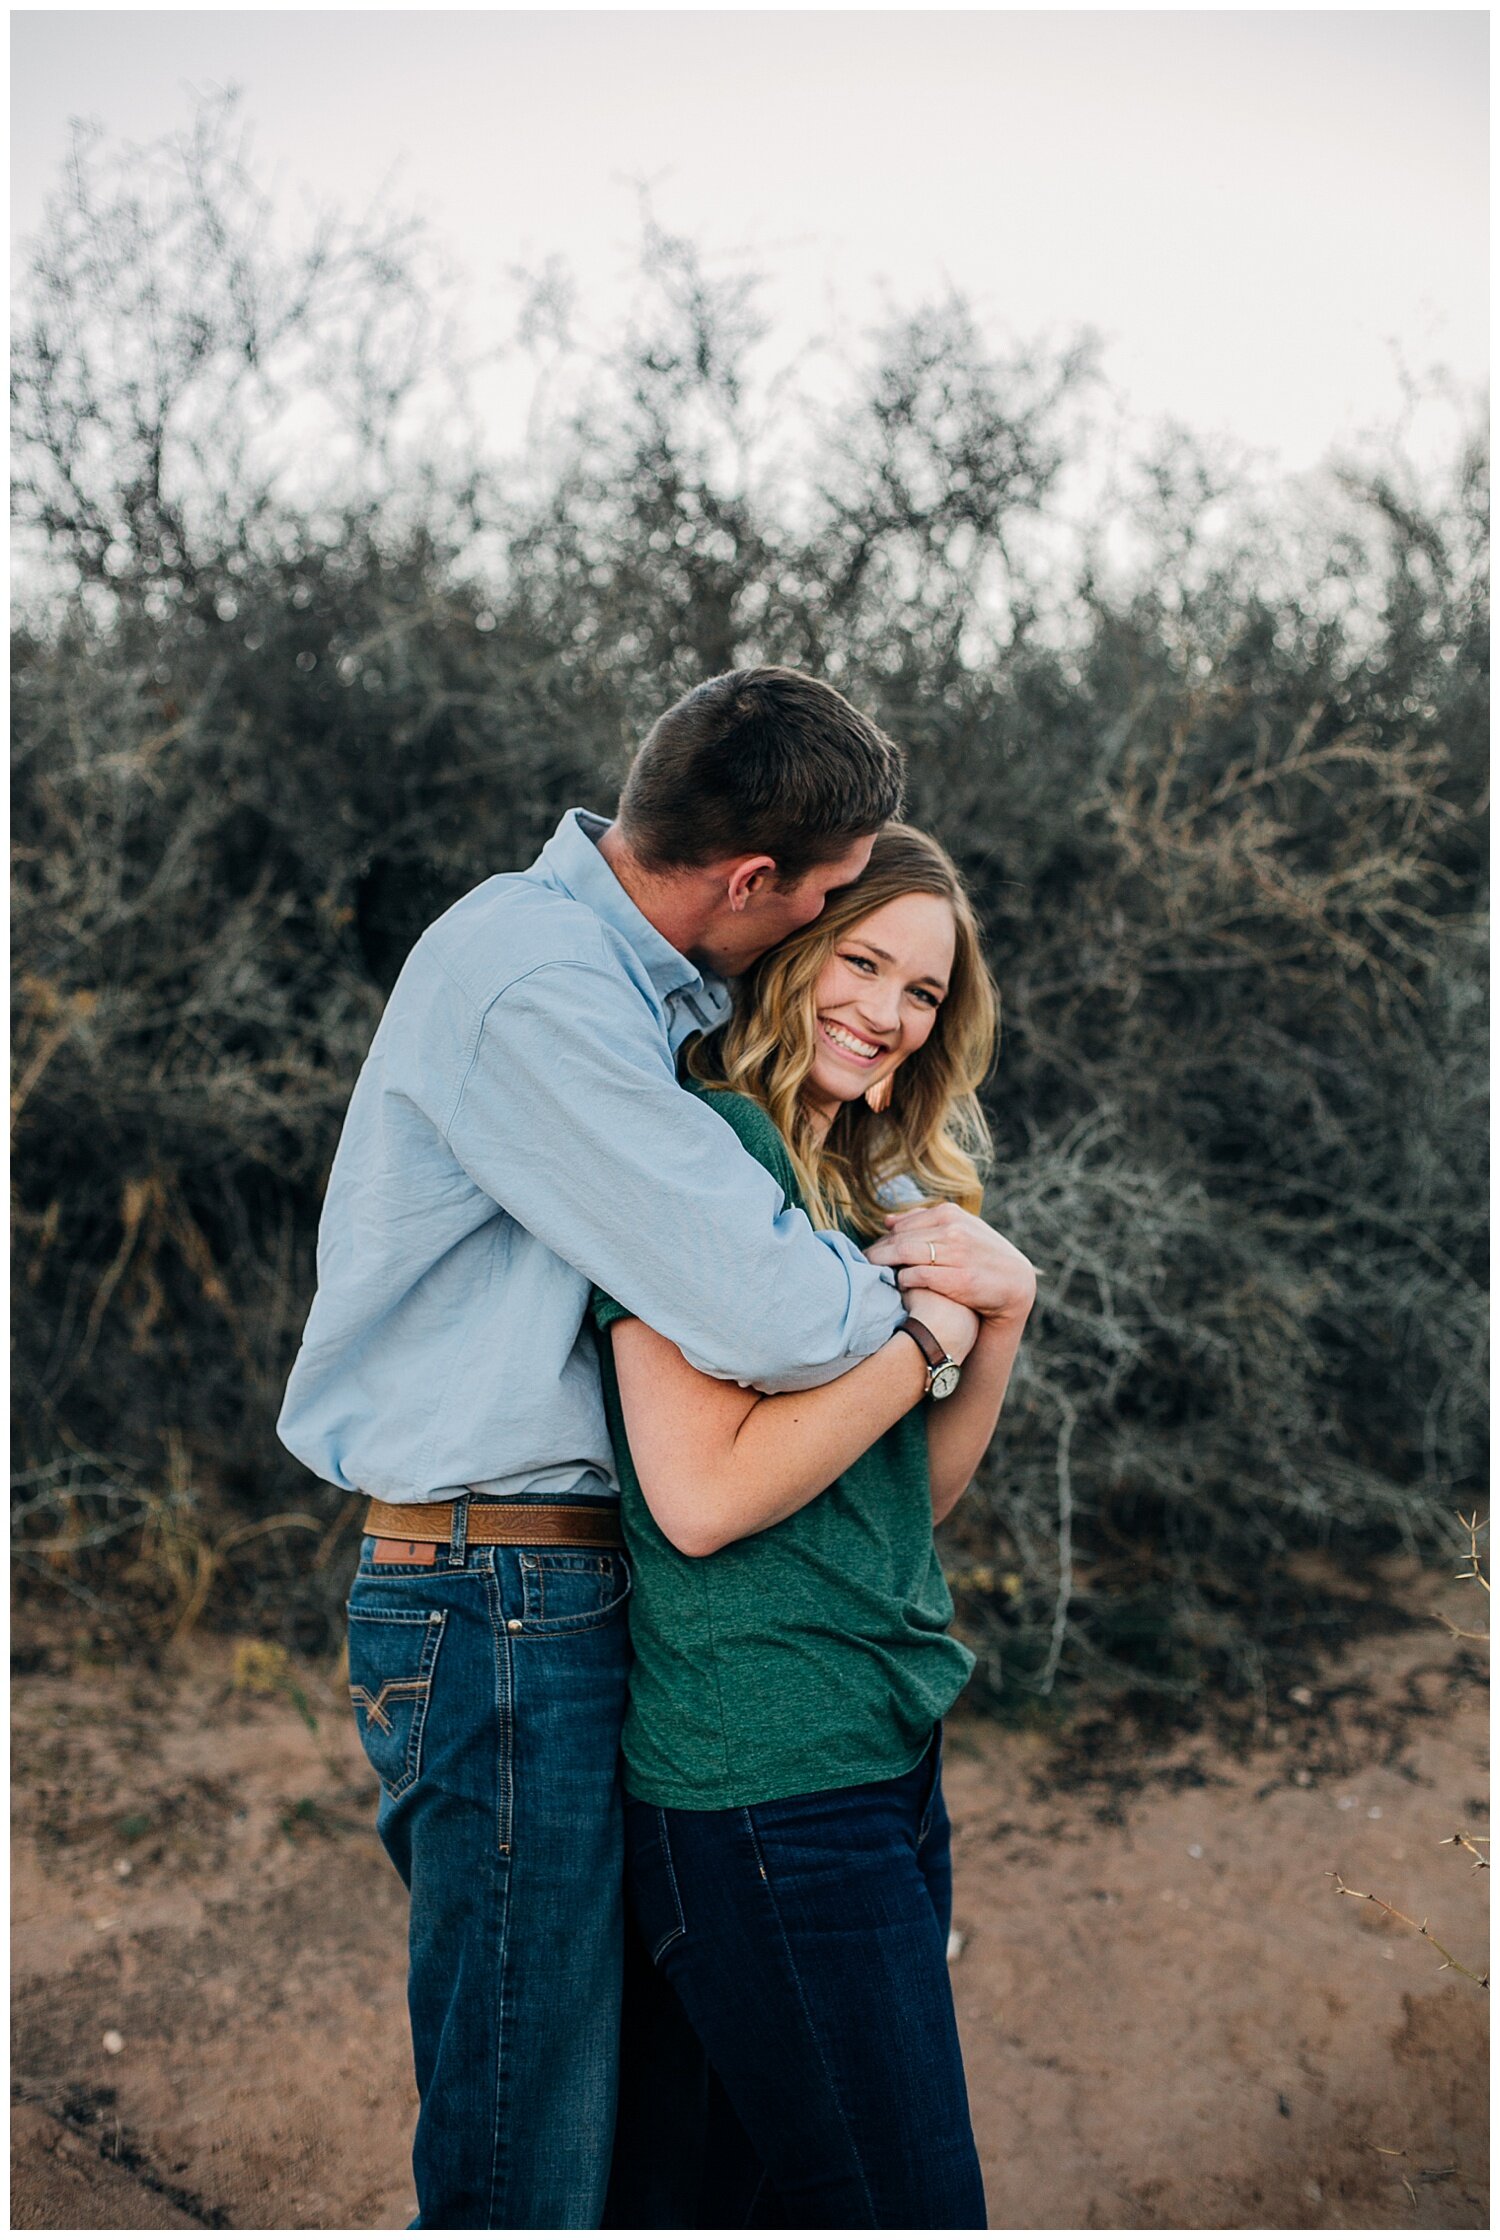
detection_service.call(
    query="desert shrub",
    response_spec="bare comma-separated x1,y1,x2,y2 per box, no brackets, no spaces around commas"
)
12,98,1487,1690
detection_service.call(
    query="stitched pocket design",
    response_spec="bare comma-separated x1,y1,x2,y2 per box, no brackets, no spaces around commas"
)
347,1604,447,1799
517,1550,631,1632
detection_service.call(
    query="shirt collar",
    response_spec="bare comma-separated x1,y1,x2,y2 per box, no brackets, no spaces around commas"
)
532,809,731,1027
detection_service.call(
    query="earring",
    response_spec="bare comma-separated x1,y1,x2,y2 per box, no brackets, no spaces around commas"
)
865,1072,894,1115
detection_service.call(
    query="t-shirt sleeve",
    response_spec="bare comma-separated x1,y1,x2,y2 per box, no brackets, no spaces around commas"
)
591,1090,799,1338
591,1283,632,1334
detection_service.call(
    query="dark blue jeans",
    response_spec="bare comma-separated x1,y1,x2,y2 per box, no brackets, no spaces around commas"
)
346,1522,632,2229
608,1732,987,2230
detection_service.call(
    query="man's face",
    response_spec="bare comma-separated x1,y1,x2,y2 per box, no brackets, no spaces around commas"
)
700,834,876,976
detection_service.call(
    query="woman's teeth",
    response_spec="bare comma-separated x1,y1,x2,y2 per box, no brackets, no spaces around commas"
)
821,1020,882,1062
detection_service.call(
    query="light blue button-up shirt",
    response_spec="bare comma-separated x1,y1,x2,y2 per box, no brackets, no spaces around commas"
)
277,808,905,1502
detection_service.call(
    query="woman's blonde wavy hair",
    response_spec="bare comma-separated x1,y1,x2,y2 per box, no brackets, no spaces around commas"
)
687,824,999,1240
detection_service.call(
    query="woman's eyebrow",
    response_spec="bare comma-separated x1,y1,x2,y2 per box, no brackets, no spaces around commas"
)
849,939,948,993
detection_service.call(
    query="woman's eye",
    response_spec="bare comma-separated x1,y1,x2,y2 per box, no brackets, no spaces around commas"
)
841,953,876,973
911,988,940,1009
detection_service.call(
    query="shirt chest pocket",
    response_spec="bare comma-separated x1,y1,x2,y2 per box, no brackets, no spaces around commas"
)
517,1550,631,1632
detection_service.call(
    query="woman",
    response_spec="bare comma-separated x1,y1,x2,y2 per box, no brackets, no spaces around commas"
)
594,825,1036,2230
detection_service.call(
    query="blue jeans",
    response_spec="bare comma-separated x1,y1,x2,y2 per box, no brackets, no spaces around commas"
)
346,1518,632,2229
607,1731,987,2230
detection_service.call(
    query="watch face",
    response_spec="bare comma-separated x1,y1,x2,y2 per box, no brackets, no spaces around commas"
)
929,1361,961,1400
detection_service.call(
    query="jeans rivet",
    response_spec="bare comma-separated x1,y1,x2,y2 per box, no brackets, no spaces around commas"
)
507,1619,523,1633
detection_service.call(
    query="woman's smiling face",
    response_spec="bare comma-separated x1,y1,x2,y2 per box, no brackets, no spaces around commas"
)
805,891,956,1120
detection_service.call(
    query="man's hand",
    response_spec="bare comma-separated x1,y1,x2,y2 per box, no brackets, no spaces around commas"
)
866,1203,1038,1325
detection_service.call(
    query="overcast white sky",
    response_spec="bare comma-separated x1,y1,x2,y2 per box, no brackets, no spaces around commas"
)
11,8,1490,478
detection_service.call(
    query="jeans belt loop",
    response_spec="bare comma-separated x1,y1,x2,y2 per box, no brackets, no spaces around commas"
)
445,1491,470,1570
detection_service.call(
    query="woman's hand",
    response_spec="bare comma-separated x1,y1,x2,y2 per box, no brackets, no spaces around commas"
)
866,1203,1038,1326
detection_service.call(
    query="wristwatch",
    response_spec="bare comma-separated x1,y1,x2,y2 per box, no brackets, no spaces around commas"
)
898,1315,962,1400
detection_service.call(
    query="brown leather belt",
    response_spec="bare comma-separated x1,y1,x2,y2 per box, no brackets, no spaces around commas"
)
364,1497,623,1553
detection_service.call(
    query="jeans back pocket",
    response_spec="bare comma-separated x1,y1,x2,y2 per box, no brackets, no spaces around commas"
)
347,1603,447,1798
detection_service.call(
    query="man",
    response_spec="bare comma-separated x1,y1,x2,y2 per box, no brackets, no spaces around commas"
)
278,667,914,2228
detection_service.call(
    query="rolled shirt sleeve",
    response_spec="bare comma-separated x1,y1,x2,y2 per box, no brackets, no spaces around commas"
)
445,958,904,1391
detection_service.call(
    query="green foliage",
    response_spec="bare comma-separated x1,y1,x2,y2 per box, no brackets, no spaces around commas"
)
12,98,1487,1694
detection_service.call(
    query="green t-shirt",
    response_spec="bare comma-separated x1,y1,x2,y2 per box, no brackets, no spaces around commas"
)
590,1084,976,1811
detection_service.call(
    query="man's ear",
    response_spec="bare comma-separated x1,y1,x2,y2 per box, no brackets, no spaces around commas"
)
723,855,778,913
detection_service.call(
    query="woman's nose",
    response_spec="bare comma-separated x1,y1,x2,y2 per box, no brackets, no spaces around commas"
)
856,988,902,1036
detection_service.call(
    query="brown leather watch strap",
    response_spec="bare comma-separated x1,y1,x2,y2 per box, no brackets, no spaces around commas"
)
898,1315,947,1374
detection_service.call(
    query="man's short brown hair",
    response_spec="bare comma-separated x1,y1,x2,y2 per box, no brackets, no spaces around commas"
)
617,667,906,880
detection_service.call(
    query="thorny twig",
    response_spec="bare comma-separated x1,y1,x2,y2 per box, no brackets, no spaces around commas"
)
1433,1614,1491,1641
1432,1514,1495,1639
1327,1872,1489,1989
1432,1511,1489,1641
1438,1831,1489,1874
1453,1510,1490,1594
1364,2141,1480,2211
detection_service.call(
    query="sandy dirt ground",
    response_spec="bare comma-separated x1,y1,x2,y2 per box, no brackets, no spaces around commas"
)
11,1553,1488,2231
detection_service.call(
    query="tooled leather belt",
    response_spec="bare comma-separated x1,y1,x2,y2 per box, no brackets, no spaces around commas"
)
363,1495,624,1557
